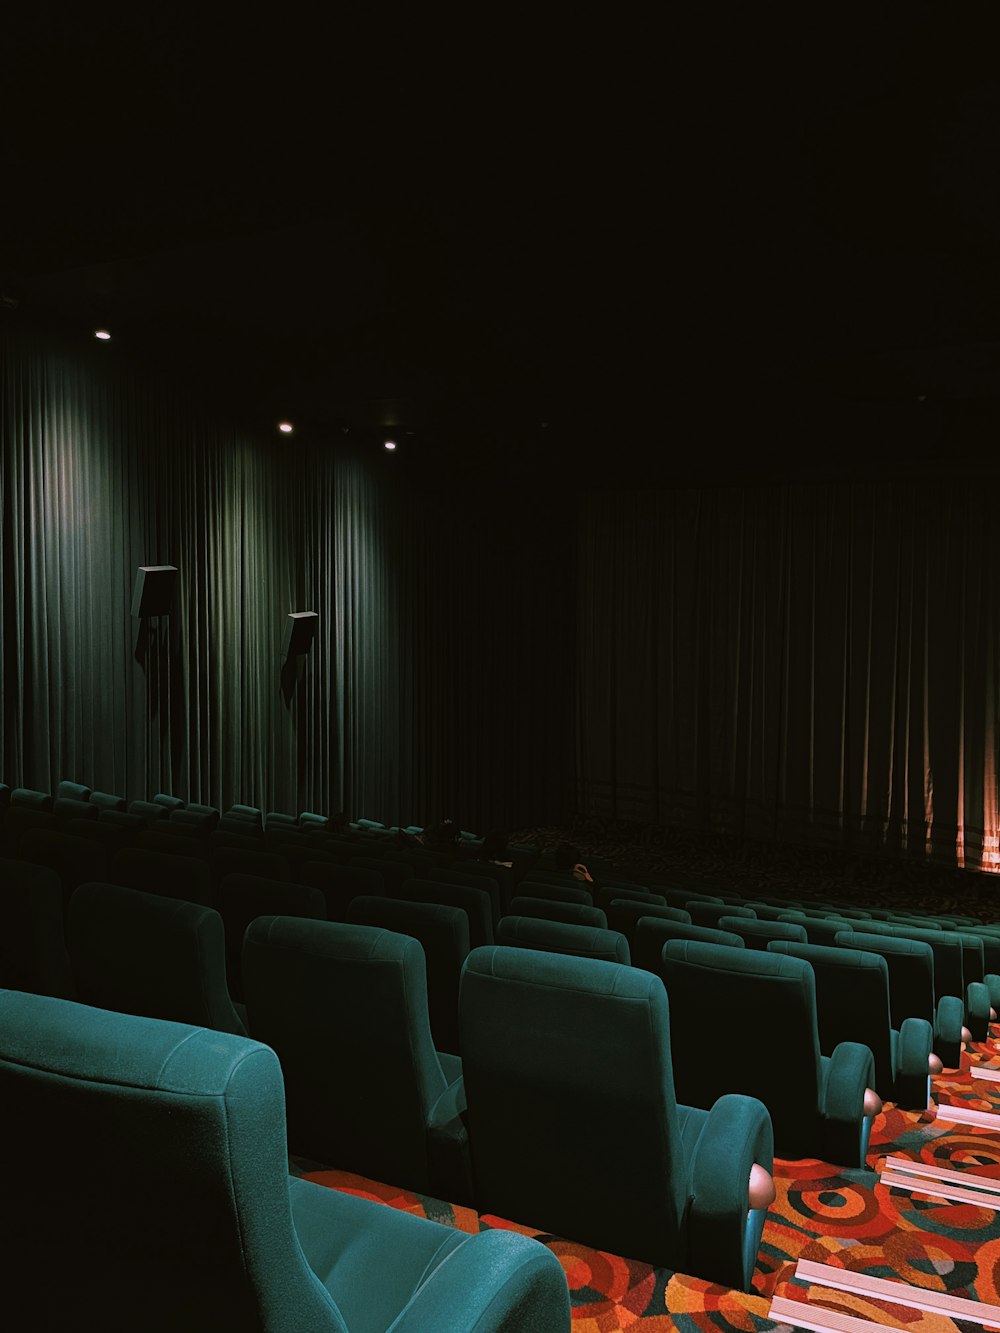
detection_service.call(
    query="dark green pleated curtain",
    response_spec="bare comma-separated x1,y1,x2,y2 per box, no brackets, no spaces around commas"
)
1,331,575,829
576,484,1000,870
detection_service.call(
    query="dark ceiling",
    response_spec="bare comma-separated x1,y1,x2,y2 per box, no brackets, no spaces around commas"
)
4,7,1000,485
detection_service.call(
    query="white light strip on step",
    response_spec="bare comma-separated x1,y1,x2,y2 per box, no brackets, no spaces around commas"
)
766,1295,891,1333
879,1168,1000,1208
882,1155,1000,1194
972,1066,1000,1083
935,1104,1000,1130
796,1259,1000,1329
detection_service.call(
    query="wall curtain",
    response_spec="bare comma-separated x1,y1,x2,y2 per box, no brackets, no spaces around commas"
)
1,331,574,831
576,483,1000,871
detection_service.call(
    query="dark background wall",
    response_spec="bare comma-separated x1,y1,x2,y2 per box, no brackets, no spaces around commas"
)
0,331,576,831
4,328,1000,872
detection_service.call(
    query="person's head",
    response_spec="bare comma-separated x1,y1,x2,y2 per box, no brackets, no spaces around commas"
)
426,817,460,845
554,842,583,871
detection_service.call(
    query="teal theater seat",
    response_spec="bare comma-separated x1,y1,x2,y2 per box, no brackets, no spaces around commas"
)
0,990,571,1330
835,930,966,1068
243,917,472,1204
346,895,470,1055
686,902,756,930
631,918,746,973
495,915,631,963
459,946,773,1289
401,878,495,948
517,879,594,907
718,917,808,951
604,899,691,946
769,939,933,1110
506,896,608,929
69,881,247,1035
217,874,326,1002
111,847,213,908
661,942,876,1166
296,861,386,919
594,884,666,911
0,858,75,998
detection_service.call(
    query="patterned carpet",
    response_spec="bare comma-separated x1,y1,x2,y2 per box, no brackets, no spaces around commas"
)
304,1038,1000,1330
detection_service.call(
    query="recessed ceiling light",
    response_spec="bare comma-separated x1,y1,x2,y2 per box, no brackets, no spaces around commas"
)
384,440,397,451
278,422,294,434
94,329,111,340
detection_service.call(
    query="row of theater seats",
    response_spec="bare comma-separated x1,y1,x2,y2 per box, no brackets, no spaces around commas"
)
4,782,999,1299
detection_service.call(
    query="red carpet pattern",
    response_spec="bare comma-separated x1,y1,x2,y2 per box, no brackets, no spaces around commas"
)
305,1035,1000,1330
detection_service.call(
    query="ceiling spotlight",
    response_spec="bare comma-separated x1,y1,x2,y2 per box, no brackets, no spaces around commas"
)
278,422,294,434
94,329,111,340
384,440,397,451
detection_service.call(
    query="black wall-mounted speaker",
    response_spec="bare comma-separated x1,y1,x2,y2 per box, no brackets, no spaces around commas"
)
131,565,178,618
282,611,318,658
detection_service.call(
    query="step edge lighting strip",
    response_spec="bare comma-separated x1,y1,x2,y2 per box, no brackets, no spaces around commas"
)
879,1169,1000,1209
972,1066,1000,1083
883,1155,1000,1192
767,1294,891,1333
935,1104,1000,1130
796,1259,1000,1329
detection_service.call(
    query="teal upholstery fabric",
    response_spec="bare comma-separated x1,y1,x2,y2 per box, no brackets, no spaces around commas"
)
56,779,91,803
661,942,874,1165
594,884,666,911
686,902,757,929
296,861,385,919
425,865,508,917
53,796,99,822
836,930,965,1068
853,922,964,1004
507,896,608,929
153,792,186,811
631,918,746,973
217,874,326,1001
11,787,53,811
789,915,857,946
171,806,220,831
0,991,568,1330
243,917,471,1201
401,878,495,948
69,881,246,1035
127,799,168,821
350,855,414,896
210,845,290,887
768,939,931,1108
88,789,127,811
18,829,107,915
64,816,137,857
495,915,631,964
0,858,75,998
346,894,470,1055
459,947,772,1289
517,880,594,907
604,900,691,945
718,917,809,950
656,888,725,911
227,804,264,829
111,847,213,908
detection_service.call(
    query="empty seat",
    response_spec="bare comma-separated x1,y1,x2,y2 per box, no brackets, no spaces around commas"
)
459,946,773,1289
858,921,990,1041
495,916,630,964
604,900,690,946
127,800,168,821
654,888,725,912
401,878,495,948
111,848,213,908
506,896,608,930
152,792,186,811
686,902,756,930
347,895,470,1055
243,917,471,1203
836,930,967,1069
517,880,594,907
661,941,877,1166
69,881,246,1036
0,990,569,1331
351,855,415,897
216,874,326,1002
210,845,289,888
88,790,127,811
769,939,933,1110
717,917,808,951
18,829,108,915
594,884,666,912
0,858,75,998
632,918,746,973
295,860,385,919
54,796,99,823
0,806,57,856
11,787,53,811
170,807,219,831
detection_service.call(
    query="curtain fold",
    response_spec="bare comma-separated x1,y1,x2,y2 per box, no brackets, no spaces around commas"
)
576,481,1000,871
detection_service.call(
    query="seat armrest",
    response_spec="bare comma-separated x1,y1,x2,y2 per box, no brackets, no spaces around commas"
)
685,1093,773,1293
388,1230,571,1333
934,993,965,1068
894,1017,933,1111
426,1074,472,1207
821,1041,875,1168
